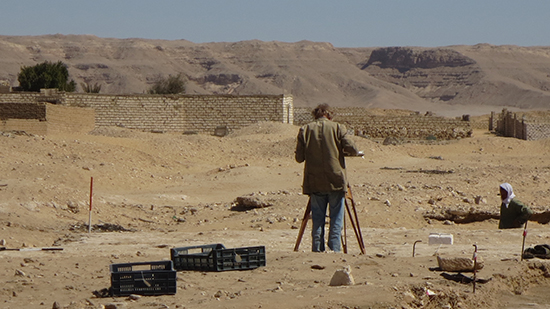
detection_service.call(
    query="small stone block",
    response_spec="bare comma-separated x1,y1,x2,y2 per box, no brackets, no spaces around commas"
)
429,233,453,245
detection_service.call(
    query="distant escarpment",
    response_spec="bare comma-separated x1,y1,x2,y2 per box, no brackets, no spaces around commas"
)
364,47,476,69
1,35,550,113
361,47,484,102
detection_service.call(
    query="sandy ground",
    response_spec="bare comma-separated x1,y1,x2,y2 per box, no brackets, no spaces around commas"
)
2,121,550,309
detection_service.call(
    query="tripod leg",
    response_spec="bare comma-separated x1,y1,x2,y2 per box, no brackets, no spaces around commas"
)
345,186,366,255
294,199,311,252
349,197,366,253
354,212,366,254
344,199,364,254
342,211,348,253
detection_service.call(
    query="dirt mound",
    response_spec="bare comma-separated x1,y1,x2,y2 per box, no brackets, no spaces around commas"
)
89,126,151,139
228,121,298,138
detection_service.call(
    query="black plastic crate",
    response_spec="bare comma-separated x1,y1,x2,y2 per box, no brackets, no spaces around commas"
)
110,260,177,296
171,243,266,272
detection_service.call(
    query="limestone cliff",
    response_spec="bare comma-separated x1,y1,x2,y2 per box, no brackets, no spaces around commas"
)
361,47,484,101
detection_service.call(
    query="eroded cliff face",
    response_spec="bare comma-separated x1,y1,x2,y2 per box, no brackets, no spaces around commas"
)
364,47,476,69
361,47,484,101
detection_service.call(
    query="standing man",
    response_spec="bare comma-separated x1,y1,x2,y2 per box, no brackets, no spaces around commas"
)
295,104,362,252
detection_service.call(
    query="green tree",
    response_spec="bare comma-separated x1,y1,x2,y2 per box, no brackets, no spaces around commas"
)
18,61,76,92
148,73,186,94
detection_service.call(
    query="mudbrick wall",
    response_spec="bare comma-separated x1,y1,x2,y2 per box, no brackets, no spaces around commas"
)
0,91,293,134
0,102,94,135
294,107,472,140
44,104,96,135
0,102,46,120
0,119,48,135
494,109,550,140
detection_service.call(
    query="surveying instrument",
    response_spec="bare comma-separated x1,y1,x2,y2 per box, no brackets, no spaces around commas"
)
293,183,366,254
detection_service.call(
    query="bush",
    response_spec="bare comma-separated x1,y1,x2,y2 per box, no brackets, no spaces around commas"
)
18,61,76,92
81,82,102,93
148,74,186,94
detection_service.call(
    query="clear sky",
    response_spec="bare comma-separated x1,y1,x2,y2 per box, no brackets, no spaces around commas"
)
1,0,548,48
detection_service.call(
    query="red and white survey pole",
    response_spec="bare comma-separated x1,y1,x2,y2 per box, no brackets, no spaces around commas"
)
88,177,94,234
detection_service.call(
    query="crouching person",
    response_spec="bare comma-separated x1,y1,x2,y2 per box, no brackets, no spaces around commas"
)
498,183,533,229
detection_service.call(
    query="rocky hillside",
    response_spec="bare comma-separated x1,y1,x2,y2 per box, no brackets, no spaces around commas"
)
362,45,550,110
1,35,549,115
361,47,483,101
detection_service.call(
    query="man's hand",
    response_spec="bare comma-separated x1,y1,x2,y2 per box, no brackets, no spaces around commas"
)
344,151,365,158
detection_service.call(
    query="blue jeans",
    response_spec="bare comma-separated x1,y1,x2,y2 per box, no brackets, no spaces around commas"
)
310,191,345,252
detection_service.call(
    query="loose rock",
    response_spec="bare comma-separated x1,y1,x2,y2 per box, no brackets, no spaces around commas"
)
329,266,355,286
437,256,484,271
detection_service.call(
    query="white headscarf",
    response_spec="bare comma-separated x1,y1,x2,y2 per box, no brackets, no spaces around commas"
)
500,183,516,208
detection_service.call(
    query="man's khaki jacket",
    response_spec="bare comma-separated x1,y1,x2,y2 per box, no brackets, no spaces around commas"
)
295,117,359,195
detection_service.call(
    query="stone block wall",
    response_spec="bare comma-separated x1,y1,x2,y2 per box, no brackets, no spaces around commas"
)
526,123,550,140
0,92,293,134
0,92,51,104
1,91,479,140
494,109,550,140
294,107,472,140
497,110,527,139
63,94,188,132
470,116,491,130
61,93,292,133
283,95,294,125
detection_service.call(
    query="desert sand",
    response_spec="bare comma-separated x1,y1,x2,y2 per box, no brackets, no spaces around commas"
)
2,118,550,309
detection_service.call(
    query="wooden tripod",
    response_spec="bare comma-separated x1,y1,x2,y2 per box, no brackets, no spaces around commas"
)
293,185,366,254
